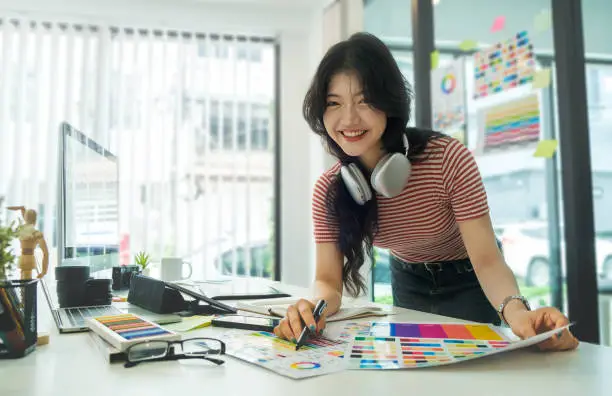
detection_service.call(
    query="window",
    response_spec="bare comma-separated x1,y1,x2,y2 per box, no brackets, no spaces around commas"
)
201,101,271,152
0,18,278,281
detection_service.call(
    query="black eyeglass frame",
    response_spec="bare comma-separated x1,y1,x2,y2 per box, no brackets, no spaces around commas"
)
123,337,226,368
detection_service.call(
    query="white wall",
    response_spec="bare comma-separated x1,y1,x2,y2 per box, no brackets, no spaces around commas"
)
0,0,330,288
279,30,320,287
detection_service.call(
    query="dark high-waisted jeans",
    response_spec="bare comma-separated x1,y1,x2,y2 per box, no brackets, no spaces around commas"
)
390,255,501,325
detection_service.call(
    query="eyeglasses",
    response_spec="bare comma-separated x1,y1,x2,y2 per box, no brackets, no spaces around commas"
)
123,337,226,368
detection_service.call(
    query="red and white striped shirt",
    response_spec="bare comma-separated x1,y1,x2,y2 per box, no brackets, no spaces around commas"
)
312,137,489,262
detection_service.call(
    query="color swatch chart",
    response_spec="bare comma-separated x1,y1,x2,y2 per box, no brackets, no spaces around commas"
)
345,322,513,370
473,30,535,99
337,322,372,340
368,322,507,340
222,331,348,379
349,335,511,369
481,94,540,150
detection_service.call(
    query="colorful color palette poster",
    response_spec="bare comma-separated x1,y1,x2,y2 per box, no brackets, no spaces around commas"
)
343,321,571,370
478,94,540,151
431,58,467,144
473,30,535,99
431,58,466,144
221,331,347,379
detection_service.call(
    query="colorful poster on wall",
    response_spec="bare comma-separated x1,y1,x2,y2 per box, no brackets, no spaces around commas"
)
473,30,536,99
477,94,540,152
431,58,467,145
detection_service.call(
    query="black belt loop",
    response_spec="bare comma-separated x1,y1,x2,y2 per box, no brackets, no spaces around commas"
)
423,262,442,273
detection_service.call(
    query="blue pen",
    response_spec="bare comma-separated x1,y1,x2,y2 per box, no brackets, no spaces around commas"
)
295,300,327,351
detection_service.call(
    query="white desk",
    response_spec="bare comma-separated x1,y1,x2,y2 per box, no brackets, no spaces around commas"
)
1,282,612,396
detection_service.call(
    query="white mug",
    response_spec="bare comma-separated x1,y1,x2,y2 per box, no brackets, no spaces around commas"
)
160,257,193,281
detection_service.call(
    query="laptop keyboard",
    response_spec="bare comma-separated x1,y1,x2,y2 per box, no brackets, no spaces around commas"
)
64,306,121,328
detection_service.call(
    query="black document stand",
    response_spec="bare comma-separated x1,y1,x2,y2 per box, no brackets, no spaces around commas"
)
128,275,237,316
163,281,237,316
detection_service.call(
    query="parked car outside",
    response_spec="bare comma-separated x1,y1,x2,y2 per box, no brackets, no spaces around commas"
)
497,221,612,287
213,239,274,279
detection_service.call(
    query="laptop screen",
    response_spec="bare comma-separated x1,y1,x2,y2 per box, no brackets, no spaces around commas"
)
39,271,60,311
58,122,119,274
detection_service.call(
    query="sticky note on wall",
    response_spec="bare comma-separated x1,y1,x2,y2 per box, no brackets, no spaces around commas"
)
533,139,558,158
532,68,552,89
491,16,506,33
534,9,552,32
431,50,439,69
459,40,478,51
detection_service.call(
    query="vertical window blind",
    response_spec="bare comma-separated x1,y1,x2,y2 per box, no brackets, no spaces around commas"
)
0,17,277,280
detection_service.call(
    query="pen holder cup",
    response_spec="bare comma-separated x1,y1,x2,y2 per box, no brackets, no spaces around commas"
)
0,279,38,359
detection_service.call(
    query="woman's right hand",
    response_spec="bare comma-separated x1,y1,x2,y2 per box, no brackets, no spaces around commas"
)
273,298,327,342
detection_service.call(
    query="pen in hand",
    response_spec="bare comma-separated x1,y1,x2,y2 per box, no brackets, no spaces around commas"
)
295,299,327,351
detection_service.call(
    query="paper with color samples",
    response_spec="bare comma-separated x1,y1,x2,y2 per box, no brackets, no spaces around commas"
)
344,321,572,370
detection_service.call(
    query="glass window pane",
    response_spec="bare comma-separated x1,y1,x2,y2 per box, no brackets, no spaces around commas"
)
365,2,576,316
584,7,612,345
0,22,278,283
432,1,563,314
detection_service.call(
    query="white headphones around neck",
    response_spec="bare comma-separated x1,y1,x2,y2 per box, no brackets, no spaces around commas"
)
340,134,412,205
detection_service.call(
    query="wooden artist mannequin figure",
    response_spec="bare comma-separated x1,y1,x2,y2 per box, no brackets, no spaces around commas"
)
7,206,49,280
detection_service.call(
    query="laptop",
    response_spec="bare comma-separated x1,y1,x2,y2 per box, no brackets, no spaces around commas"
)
40,276,183,333
39,275,122,333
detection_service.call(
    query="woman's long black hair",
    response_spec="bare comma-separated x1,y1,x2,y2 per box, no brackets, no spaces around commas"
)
303,32,444,297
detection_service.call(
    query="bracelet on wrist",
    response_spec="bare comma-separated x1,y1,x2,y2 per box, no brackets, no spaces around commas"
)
497,295,531,325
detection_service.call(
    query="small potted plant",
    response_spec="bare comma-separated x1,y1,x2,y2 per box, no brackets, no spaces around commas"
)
0,197,17,280
134,250,151,276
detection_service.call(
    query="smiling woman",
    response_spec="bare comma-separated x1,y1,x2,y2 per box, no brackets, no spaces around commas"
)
273,32,578,353
321,72,387,162
302,32,445,297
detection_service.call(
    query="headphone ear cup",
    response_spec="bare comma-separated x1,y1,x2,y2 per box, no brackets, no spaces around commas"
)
340,163,373,205
370,153,412,198
370,154,392,189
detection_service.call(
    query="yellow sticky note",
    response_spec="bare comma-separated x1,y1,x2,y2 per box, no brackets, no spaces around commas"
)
458,40,478,52
532,68,551,89
431,50,439,69
533,139,558,158
534,9,552,32
171,315,214,332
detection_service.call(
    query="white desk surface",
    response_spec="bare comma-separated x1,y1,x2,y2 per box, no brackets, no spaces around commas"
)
1,282,611,396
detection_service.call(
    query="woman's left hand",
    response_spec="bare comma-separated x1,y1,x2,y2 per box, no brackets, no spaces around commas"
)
505,306,579,351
